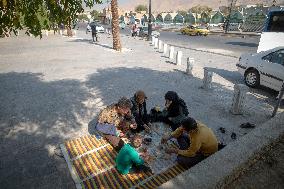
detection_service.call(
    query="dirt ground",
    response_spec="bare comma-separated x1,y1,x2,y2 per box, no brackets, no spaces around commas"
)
225,135,284,189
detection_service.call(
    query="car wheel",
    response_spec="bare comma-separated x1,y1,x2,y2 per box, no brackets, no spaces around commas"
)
244,69,260,88
196,32,201,36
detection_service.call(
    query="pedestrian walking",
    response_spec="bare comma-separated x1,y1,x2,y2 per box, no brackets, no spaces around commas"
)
91,24,98,42
132,24,138,37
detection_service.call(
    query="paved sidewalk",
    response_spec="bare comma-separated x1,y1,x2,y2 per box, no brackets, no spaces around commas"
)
0,31,282,188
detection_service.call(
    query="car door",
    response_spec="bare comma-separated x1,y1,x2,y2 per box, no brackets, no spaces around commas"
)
187,26,195,35
261,49,284,91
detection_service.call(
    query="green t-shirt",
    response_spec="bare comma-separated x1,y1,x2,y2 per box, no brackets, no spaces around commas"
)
115,144,144,175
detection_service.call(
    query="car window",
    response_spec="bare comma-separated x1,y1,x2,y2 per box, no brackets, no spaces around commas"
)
263,49,284,66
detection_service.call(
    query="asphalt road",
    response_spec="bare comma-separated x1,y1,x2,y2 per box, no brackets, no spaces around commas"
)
77,23,260,57
120,27,260,57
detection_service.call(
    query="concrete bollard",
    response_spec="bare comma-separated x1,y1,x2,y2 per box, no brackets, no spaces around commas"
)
45,30,48,36
163,43,168,55
176,51,183,65
202,68,213,89
186,58,194,75
152,36,155,45
154,38,159,49
158,40,163,52
74,30,76,36
169,46,174,59
231,84,249,115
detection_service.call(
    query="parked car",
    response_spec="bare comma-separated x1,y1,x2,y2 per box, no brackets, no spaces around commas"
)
180,25,209,36
236,47,284,91
86,22,105,33
138,26,160,37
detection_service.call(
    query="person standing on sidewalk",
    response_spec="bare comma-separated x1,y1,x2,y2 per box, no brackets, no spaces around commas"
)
91,24,98,42
132,24,138,37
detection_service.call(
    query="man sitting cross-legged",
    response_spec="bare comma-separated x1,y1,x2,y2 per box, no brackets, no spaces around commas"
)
161,117,218,168
116,134,151,175
96,97,137,151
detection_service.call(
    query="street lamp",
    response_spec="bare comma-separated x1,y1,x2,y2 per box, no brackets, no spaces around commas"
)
147,0,152,41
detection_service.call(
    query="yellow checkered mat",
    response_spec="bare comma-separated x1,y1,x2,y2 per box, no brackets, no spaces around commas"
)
60,135,187,189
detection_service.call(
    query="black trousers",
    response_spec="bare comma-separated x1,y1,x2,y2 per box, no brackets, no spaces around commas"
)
176,134,206,167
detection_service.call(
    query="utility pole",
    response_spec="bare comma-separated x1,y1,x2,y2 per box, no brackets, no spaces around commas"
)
147,0,152,41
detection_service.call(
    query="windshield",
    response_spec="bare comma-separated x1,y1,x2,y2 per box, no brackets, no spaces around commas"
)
197,26,207,29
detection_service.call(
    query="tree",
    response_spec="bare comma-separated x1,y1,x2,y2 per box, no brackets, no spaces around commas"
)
135,4,148,13
177,10,188,17
111,0,121,51
77,14,90,22
190,5,212,14
90,10,102,21
0,0,102,37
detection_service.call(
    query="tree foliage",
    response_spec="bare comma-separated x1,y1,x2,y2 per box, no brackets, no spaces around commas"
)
0,0,102,37
189,5,212,14
77,14,89,22
135,4,148,13
177,10,187,17
90,10,102,21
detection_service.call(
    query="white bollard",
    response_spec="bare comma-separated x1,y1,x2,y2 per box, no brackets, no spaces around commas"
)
158,40,163,52
202,68,213,89
186,58,194,75
231,84,249,115
45,30,48,36
163,43,168,55
74,30,76,36
169,46,174,59
176,51,183,65
154,38,159,49
152,36,155,45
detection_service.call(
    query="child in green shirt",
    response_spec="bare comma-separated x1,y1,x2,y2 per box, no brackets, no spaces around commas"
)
115,134,150,175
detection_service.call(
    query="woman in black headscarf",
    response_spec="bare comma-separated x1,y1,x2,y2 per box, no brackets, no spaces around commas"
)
161,91,189,131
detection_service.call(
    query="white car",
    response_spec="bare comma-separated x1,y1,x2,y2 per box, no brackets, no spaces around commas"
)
237,47,284,91
86,23,105,33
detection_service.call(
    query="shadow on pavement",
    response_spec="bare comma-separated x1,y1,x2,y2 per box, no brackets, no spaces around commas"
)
0,72,91,188
0,67,277,188
206,67,243,84
226,41,258,47
67,38,113,49
206,67,280,107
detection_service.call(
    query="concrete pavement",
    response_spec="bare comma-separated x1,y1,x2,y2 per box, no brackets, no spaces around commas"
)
0,30,282,188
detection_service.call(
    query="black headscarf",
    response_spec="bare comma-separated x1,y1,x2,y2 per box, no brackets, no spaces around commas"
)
164,91,189,117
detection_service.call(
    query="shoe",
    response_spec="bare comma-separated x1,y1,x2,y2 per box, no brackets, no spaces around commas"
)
219,127,226,133
231,132,237,140
240,122,255,128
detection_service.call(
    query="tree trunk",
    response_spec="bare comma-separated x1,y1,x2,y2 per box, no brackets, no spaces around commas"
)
111,0,122,51
66,17,73,37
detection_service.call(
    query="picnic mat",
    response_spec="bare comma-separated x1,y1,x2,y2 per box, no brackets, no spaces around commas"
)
60,134,187,189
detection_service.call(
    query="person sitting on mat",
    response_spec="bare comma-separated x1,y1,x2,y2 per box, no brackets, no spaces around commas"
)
161,117,218,168
150,91,189,131
116,134,151,175
96,97,137,150
130,90,151,132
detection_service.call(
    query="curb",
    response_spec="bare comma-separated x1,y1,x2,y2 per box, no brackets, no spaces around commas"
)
158,112,284,189
159,29,260,37
166,43,239,58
